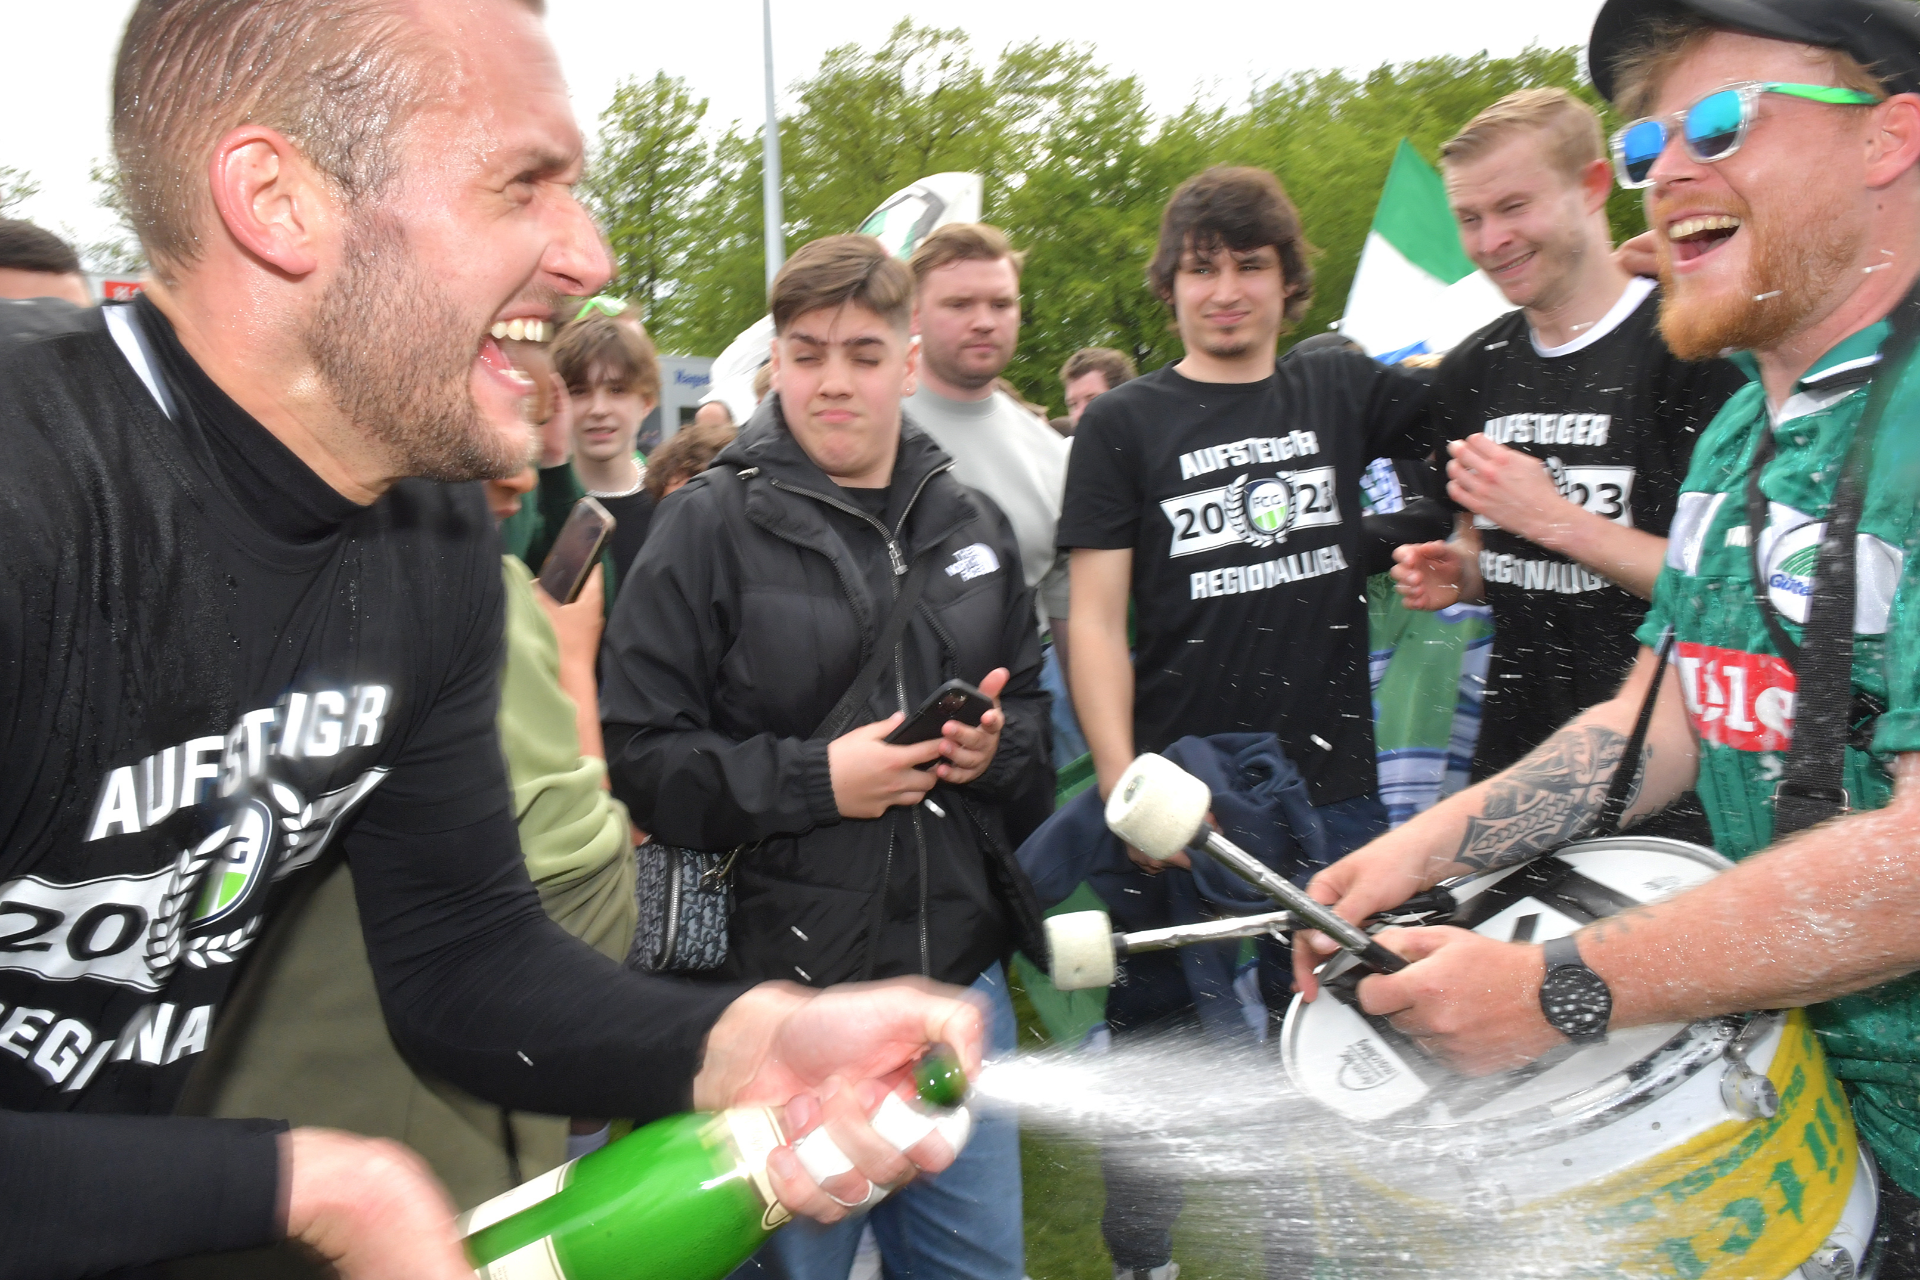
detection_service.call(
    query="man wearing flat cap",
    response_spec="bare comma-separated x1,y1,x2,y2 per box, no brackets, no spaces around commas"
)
1297,0,1920,1271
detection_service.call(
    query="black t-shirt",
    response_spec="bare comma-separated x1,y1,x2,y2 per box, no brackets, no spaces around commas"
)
1429,281,1746,777
0,297,515,1119
0,298,738,1277
1058,353,1431,805
597,486,656,589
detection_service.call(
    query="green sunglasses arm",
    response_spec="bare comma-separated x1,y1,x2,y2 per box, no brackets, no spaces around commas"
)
1762,82,1882,106
575,295,630,319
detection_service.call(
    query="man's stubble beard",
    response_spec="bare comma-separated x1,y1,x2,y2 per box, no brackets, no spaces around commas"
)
1658,187,1862,361
307,210,530,483
1196,331,1258,360
922,337,1008,394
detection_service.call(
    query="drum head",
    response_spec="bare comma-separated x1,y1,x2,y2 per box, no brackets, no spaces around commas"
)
1283,838,1733,1137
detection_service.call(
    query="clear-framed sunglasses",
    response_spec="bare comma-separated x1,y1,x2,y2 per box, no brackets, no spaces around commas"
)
1610,80,1880,189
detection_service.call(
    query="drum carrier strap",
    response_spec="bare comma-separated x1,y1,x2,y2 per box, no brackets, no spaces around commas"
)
1751,284,1920,835
1589,627,1677,839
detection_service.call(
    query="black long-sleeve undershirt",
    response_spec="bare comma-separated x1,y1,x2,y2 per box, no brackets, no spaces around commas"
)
349,807,744,1119
0,813,743,1280
0,1112,284,1280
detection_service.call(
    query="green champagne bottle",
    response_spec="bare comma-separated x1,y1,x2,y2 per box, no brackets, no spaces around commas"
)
461,1046,971,1280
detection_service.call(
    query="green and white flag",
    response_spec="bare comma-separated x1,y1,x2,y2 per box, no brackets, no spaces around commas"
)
1339,140,1511,361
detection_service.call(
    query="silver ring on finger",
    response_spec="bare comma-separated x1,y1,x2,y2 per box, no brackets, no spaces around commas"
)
826,1181,879,1210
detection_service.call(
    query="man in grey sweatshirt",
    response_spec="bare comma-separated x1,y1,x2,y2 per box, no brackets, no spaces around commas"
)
905,223,1082,772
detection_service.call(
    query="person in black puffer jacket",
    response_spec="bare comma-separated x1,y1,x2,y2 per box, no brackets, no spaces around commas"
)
600,234,1047,1280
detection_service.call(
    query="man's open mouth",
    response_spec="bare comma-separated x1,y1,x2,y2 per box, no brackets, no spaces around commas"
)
477,337,535,390
1668,215,1742,263
490,319,552,343
1490,250,1534,276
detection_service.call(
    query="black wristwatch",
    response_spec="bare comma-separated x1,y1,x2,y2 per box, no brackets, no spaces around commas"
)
1539,934,1612,1044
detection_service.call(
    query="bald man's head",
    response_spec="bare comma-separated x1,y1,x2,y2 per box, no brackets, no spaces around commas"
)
112,0,544,278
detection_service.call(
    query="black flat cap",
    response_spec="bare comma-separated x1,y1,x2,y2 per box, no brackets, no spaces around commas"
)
1589,0,1920,104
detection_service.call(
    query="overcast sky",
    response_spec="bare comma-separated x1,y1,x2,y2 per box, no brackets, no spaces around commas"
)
3,0,1606,251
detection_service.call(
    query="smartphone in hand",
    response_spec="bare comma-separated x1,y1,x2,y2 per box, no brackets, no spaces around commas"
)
537,497,616,604
885,679,994,769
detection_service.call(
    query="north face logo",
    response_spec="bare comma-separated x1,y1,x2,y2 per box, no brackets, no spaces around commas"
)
946,543,998,582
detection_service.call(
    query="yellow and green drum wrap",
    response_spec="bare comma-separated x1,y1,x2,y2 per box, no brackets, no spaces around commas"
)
1283,839,1874,1279
1299,1012,1857,1279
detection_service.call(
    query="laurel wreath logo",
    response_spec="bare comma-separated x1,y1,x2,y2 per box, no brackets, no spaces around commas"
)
145,826,228,983
1225,473,1294,549
1225,475,1263,546
137,772,383,983
186,916,264,968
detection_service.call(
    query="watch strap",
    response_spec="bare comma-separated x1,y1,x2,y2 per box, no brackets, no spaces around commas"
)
1542,934,1584,974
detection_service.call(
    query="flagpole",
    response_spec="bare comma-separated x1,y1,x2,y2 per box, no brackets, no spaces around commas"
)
761,0,785,291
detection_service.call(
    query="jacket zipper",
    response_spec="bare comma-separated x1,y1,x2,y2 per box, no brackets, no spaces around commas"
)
766,464,952,979
658,846,682,968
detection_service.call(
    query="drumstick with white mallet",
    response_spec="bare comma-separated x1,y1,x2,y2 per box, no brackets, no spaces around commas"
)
1048,753,1420,991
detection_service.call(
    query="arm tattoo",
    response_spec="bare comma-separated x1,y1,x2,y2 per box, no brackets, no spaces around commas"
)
1580,903,1655,948
1451,725,1642,873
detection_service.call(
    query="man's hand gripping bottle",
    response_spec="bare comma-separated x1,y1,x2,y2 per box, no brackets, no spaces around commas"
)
461,1046,972,1280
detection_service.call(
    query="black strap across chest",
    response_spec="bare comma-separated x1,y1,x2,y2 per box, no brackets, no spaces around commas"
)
1739,287,1920,835
811,554,935,741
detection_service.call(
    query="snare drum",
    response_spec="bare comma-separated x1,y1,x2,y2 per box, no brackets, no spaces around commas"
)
1282,837,1876,1280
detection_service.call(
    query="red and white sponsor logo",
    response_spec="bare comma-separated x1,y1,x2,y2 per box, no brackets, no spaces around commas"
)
1675,643,1795,753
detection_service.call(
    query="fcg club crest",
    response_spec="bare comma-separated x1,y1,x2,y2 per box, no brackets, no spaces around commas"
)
191,797,279,928
1226,474,1296,548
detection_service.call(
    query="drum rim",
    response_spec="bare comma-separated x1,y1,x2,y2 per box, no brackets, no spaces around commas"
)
1282,836,1752,1157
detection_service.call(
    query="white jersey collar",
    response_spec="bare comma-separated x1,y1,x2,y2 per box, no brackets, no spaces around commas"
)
1529,274,1657,359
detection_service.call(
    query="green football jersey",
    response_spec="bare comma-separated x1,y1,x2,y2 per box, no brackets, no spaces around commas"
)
1636,318,1920,1195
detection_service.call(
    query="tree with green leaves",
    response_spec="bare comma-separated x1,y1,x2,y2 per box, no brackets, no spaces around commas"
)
0,166,38,218
582,29,1643,417
583,73,712,339
77,158,147,275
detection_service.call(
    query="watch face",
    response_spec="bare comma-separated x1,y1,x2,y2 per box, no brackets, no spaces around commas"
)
1541,967,1612,1041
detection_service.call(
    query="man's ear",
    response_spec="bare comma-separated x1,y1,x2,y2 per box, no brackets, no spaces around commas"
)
205,125,331,278
1580,157,1614,215
902,333,920,397
1866,93,1920,189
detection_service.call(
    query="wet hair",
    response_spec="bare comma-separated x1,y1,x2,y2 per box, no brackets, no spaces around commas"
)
908,222,1025,286
1060,346,1136,390
551,311,661,405
1148,167,1315,322
1610,14,1887,119
0,220,82,276
1441,88,1606,185
768,233,913,335
111,0,543,276
644,420,736,501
